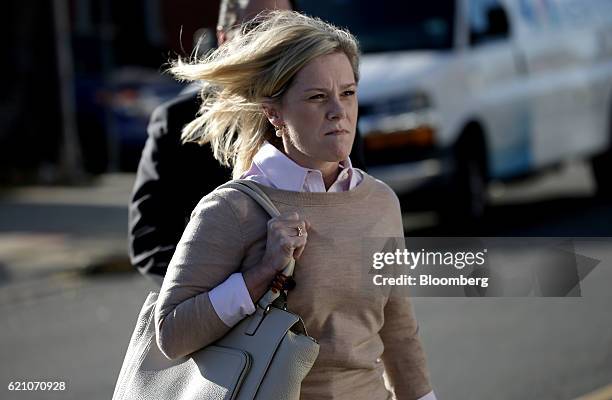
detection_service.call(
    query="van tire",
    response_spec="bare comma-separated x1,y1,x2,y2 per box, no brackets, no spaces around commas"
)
591,151,612,200
440,144,488,225
591,100,612,200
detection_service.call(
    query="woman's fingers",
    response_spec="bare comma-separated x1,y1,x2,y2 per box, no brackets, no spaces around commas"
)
293,244,306,260
270,212,308,237
280,231,307,253
289,224,307,259
266,211,309,263
278,211,300,222
286,221,307,238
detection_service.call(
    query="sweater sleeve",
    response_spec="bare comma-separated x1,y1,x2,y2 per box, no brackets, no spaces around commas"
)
154,192,246,360
379,193,433,399
379,287,433,399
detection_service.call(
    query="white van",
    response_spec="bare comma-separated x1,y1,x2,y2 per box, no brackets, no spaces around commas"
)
299,0,612,219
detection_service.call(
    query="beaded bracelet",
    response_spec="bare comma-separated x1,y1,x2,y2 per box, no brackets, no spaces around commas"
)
270,272,296,293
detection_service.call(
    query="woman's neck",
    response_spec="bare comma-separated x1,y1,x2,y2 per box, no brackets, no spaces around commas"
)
319,163,341,191
275,140,341,191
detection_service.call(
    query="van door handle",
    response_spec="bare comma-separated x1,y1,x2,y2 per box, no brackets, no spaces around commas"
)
513,51,529,76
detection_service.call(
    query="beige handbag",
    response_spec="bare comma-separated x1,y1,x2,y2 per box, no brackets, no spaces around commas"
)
112,180,319,400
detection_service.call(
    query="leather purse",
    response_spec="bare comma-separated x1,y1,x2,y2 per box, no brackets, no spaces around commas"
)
112,180,319,400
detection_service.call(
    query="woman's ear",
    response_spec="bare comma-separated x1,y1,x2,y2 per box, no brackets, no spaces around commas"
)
262,103,284,128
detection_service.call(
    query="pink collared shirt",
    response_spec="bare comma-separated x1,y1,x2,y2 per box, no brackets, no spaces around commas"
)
241,140,362,192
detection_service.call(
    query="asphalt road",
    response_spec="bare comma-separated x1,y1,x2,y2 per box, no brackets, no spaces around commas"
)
1,163,611,400
2,266,611,400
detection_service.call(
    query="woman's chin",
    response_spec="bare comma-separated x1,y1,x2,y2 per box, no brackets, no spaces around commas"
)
326,148,352,162
324,138,354,161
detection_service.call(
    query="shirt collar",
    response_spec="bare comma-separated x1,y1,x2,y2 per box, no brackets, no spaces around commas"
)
252,141,355,192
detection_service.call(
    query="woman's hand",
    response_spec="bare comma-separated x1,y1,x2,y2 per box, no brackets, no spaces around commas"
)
243,211,309,303
261,211,309,273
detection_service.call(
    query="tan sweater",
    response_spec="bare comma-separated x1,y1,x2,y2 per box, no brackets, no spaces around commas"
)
155,173,432,399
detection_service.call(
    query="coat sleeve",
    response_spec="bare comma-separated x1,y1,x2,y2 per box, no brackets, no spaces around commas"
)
128,102,190,277
128,91,232,278
154,192,246,360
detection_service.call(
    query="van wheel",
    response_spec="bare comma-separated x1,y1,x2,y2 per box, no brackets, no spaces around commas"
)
591,150,612,200
592,102,612,200
440,152,488,225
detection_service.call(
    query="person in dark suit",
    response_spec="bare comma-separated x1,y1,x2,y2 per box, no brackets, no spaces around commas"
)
128,0,365,283
129,87,230,281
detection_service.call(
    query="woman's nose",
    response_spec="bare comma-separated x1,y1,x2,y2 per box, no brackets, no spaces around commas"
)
326,96,346,120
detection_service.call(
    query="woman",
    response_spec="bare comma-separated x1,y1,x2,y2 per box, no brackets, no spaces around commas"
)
154,11,434,400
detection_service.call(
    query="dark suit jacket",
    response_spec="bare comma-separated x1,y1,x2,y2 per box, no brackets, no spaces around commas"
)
128,88,366,278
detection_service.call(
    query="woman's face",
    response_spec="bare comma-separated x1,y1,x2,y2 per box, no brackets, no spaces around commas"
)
264,52,358,169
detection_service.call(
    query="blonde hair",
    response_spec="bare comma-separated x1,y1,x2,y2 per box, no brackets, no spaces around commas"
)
170,10,360,178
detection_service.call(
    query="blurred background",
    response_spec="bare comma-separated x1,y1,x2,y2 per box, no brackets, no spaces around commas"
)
1,0,612,399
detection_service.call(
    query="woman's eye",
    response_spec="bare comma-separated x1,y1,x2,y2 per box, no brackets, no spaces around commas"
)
343,90,356,96
309,94,325,100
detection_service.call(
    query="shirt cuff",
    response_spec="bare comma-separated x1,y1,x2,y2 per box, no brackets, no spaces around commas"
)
417,390,437,400
208,273,256,327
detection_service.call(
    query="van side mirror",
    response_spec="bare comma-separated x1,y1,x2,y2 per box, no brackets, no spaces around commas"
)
470,4,510,46
486,6,510,38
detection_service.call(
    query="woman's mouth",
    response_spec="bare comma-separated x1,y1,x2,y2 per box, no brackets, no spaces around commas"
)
325,129,349,136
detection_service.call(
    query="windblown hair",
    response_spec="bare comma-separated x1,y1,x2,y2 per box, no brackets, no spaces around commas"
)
170,10,360,178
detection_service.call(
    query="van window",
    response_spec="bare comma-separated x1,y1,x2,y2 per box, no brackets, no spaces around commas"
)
469,0,511,46
296,0,456,53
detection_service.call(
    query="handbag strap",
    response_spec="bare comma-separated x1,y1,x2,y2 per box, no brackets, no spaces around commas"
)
217,179,296,310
